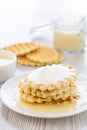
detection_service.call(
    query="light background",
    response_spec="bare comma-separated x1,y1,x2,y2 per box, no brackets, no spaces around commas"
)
0,0,87,47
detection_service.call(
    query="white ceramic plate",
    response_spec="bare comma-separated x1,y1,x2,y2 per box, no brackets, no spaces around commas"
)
1,72,87,118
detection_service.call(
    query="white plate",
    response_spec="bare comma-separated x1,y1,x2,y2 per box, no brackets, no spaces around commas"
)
1,72,87,118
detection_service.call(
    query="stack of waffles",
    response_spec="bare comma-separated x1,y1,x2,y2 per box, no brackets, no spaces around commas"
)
19,64,80,104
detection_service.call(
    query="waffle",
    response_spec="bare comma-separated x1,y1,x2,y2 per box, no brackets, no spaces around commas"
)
19,65,79,103
17,55,44,66
19,81,79,103
17,53,63,66
19,83,79,103
26,46,64,64
20,94,79,104
2,42,39,56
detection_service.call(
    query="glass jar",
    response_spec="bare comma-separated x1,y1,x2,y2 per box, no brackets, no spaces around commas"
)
53,14,86,52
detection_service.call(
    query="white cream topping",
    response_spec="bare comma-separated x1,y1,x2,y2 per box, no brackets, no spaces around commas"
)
28,64,75,84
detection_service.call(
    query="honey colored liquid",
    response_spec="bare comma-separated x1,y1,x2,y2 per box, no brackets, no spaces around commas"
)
20,98,76,113
54,30,85,51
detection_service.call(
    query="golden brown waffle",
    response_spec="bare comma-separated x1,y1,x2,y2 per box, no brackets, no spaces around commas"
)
20,92,79,103
19,82,77,98
17,56,45,66
17,53,63,66
2,42,39,56
26,46,64,64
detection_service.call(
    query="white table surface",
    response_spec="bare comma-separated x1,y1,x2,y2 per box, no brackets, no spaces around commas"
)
0,46,87,130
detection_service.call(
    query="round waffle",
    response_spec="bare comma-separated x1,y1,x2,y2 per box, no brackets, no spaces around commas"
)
26,46,64,64
2,42,39,56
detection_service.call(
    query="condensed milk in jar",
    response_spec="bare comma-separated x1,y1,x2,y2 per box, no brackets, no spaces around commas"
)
53,14,86,52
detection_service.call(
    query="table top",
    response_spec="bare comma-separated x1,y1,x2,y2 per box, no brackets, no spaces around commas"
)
0,47,87,130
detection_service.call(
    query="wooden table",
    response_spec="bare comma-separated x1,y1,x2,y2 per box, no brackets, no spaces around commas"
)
0,48,87,130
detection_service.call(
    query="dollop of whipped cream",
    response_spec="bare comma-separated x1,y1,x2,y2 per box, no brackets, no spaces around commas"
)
28,64,75,84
